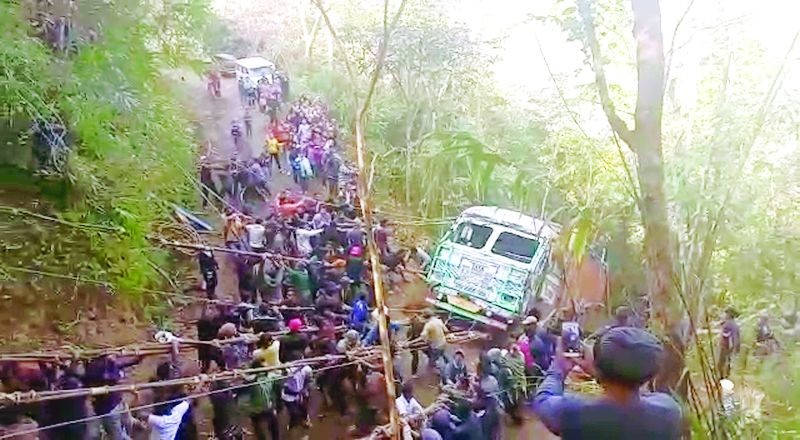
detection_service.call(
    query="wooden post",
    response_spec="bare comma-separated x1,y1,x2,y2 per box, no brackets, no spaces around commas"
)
355,120,401,439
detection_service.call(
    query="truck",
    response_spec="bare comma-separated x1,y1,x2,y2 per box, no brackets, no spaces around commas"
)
424,206,607,331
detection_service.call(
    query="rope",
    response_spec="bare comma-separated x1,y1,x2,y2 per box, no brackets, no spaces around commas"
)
0,359,366,439
0,352,374,406
0,331,488,405
0,326,347,362
155,239,312,263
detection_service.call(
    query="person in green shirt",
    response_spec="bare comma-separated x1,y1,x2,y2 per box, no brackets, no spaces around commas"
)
286,262,312,306
241,363,282,440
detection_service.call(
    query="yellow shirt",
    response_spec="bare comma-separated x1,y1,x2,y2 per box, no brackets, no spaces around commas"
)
422,317,448,349
266,138,280,154
253,340,281,367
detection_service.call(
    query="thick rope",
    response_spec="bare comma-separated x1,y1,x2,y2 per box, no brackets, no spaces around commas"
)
0,325,346,362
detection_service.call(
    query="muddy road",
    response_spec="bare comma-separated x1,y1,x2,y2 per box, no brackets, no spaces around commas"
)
180,74,556,439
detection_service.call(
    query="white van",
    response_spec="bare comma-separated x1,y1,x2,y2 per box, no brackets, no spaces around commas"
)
235,57,276,88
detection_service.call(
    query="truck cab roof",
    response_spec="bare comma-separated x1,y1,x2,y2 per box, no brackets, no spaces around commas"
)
459,206,560,239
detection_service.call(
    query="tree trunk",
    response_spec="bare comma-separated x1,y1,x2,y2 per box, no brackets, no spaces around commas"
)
579,0,684,392
630,0,676,332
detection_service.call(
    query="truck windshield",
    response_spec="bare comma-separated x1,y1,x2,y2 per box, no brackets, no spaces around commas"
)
250,67,271,78
452,222,493,249
491,232,538,263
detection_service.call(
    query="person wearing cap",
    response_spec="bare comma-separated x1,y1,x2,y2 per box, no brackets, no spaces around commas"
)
533,327,682,439
279,318,309,361
527,314,556,372
443,350,468,387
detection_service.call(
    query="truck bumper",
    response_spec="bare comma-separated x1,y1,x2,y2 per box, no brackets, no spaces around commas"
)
425,297,509,331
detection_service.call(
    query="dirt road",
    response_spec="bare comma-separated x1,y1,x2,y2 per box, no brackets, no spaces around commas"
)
186,74,556,439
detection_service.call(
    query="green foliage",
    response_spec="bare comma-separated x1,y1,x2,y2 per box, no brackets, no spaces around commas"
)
0,0,208,296
0,3,57,124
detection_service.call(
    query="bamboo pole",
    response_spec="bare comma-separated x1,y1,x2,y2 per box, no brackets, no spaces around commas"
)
0,332,488,406
0,352,372,406
155,239,307,262
0,326,345,362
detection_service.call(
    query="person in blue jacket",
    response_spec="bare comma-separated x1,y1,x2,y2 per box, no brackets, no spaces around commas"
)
533,326,683,440
349,294,370,334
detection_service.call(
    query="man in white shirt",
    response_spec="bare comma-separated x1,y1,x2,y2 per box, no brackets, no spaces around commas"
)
395,382,425,418
144,400,190,440
295,226,323,257
246,218,267,252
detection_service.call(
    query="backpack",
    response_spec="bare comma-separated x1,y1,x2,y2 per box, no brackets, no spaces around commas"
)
243,373,279,414
282,368,306,397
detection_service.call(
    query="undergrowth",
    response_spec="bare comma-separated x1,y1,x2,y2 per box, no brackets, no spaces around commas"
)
0,0,209,305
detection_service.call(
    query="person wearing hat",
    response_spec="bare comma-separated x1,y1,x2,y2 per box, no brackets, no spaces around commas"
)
533,327,682,439
279,318,309,362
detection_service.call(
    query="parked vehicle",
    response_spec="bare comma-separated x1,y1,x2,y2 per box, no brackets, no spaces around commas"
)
424,206,607,331
211,53,237,77
235,56,276,89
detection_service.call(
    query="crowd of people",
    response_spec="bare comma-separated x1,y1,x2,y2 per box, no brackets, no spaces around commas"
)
3,63,787,440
